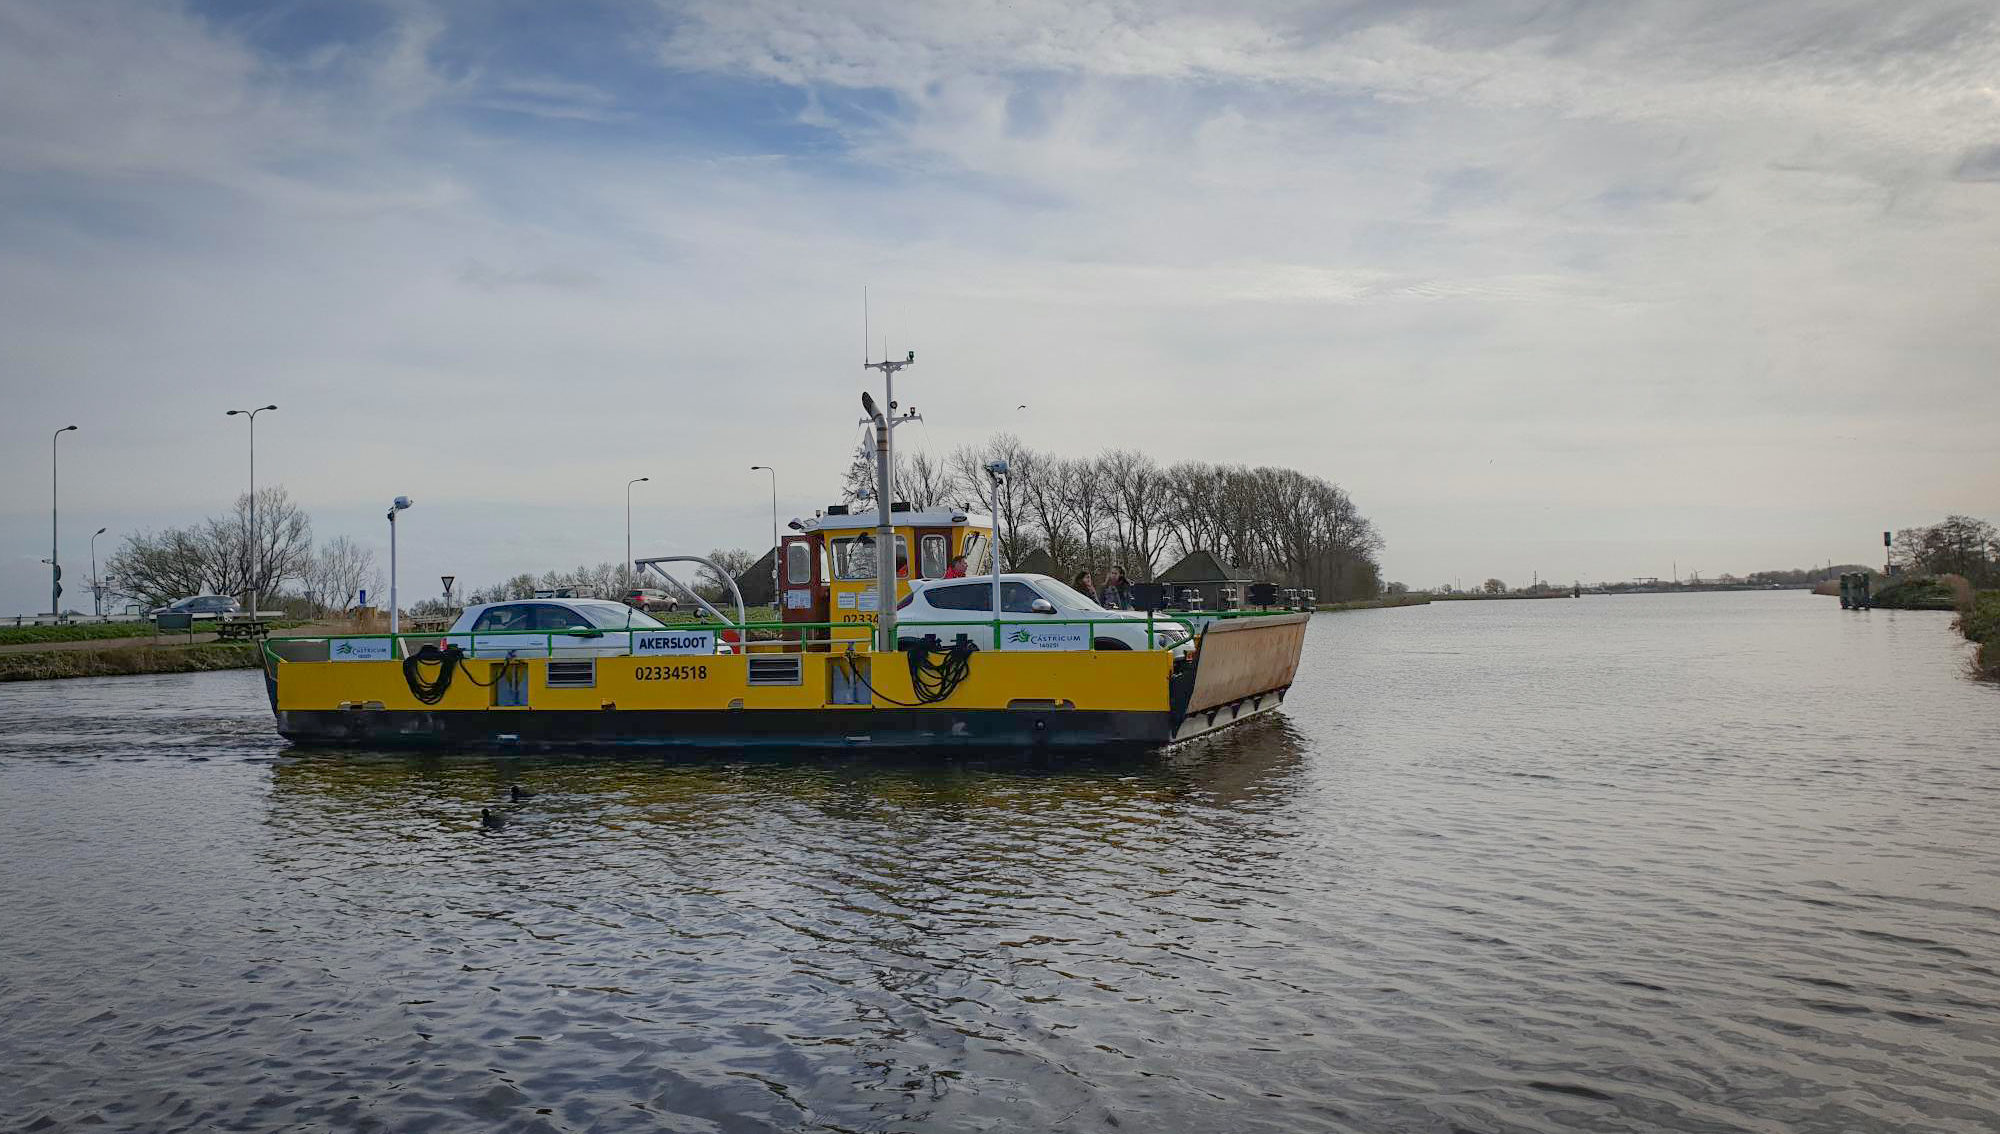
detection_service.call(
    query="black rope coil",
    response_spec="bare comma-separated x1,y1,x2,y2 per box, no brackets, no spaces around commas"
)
401,643,510,705
905,637,978,704
401,643,463,705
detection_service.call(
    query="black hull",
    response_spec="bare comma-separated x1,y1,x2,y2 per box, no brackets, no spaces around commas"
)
276,707,1178,752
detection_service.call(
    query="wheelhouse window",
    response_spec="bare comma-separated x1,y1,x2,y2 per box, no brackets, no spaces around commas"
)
785,542,812,585
831,535,909,581
962,532,988,575
919,534,947,578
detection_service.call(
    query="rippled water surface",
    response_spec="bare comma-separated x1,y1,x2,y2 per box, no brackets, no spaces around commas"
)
3,592,1997,1132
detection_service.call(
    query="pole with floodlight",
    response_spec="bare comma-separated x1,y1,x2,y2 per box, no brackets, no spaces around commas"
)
625,477,650,575
750,465,778,603
51,425,78,616
387,496,412,635
226,405,277,616
90,527,108,616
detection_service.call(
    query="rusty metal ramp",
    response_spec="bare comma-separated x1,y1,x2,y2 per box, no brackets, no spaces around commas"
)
1170,612,1310,742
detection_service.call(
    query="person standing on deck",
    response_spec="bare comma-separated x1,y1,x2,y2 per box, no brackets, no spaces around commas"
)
1099,566,1131,610
1073,570,1099,604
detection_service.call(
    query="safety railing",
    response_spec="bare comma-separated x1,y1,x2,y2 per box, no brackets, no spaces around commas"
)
259,610,1276,664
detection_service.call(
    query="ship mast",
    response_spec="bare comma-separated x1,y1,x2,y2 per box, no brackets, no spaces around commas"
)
862,350,918,651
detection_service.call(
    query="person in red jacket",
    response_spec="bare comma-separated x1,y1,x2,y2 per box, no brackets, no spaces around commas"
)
943,555,968,579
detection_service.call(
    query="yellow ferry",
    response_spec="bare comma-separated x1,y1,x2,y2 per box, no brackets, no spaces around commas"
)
260,356,1309,752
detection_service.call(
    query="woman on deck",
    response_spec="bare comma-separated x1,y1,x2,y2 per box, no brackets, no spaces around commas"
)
1099,566,1132,610
1072,570,1099,604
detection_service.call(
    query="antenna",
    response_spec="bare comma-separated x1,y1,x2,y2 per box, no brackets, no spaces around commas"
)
863,286,870,365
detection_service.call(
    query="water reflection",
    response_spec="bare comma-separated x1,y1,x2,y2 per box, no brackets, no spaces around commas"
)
5,597,1999,1133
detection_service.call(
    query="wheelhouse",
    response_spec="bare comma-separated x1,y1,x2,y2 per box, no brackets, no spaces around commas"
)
779,504,994,640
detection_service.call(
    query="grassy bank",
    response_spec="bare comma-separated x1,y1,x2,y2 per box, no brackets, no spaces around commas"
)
1316,595,1435,612
1427,591,1571,601
1869,577,1962,611
0,643,260,682
1958,591,2000,676
1,621,167,646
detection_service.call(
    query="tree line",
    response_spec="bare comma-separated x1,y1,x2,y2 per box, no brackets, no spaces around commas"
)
106,487,379,614
848,433,1384,600
1893,515,1998,587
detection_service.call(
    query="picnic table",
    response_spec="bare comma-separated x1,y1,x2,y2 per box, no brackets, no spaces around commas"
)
213,619,270,641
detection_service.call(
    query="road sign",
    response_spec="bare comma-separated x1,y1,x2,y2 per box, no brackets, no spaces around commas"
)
441,575,456,596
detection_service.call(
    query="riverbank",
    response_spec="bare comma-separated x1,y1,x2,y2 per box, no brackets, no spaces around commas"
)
1958,591,2000,676
0,642,260,682
1316,594,1435,612
1869,577,1963,611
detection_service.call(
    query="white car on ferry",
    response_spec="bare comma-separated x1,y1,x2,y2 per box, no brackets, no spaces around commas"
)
895,574,1195,654
443,599,722,658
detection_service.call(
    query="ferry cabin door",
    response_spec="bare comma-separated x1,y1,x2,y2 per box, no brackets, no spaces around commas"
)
780,535,828,642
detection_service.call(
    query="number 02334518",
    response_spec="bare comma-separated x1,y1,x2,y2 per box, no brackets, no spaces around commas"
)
635,664,709,681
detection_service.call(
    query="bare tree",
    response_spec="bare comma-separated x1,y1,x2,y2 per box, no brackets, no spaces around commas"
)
901,449,955,511
106,528,215,608
107,485,315,607
299,536,379,614
948,433,1030,566
1054,457,1108,575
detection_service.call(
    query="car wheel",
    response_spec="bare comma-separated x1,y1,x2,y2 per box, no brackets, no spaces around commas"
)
1093,637,1132,651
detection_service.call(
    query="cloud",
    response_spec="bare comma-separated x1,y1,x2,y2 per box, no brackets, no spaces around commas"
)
1,0,1997,611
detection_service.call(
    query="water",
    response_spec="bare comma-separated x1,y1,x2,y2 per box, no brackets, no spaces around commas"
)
2,592,1996,1132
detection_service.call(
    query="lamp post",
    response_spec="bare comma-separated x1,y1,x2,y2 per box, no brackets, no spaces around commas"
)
225,405,277,616
750,465,778,601
625,476,651,574
51,425,77,616
90,527,107,616
387,496,412,634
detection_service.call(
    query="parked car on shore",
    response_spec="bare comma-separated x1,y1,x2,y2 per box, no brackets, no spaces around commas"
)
895,574,1194,653
149,595,241,621
624,587,680,613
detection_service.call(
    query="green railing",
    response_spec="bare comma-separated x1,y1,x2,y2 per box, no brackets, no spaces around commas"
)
262,611,1301,663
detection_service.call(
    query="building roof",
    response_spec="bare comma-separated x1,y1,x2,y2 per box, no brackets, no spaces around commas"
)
734,548,777,605
1158,549,1251,583
800,507,992,534
1012,547,1059,576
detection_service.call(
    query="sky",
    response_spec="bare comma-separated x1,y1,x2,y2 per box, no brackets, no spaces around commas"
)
2,0,1997,612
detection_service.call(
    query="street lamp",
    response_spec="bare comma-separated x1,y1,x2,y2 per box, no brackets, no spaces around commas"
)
387,496,413,634
90,527,108,617
51,425,77,616
750,465,778,601
225,404,278,616
625,476,651,575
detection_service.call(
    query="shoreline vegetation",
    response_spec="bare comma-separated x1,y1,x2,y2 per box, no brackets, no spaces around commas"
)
0,642,259,682
1960,592,2000,677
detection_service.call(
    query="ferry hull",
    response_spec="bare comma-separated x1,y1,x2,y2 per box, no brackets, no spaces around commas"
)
275,706,1177,751
264,612,1308,754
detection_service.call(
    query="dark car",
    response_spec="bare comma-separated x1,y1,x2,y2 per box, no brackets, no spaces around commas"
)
624,588,680,613
150,595,241,621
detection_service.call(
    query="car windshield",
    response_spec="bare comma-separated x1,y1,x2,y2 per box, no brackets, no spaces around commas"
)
1033,578,1107,612
580,603,664,630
